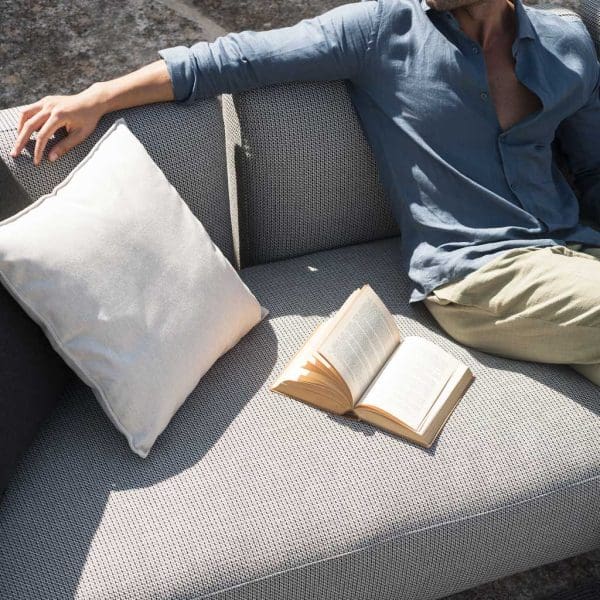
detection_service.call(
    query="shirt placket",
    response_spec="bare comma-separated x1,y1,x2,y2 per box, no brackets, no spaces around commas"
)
442,12,523,192
442,12,551,223
437,15,499,115
497,38,543,210
498,40,560,228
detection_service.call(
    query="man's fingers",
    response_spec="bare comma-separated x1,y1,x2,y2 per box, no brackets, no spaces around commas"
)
10,111,48,158
33,116,62,166
16,101,43,135
47,129,86,163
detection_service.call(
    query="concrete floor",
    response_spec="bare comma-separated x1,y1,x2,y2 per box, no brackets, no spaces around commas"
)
1,0,597,598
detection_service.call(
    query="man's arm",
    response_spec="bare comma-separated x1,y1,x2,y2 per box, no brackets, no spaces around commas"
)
11,2,379,165
11,61,175,165
555,27,600,226
157,1,379,104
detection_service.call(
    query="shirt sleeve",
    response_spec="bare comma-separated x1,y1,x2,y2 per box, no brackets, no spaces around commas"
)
157,1,380,105
555,28,600,226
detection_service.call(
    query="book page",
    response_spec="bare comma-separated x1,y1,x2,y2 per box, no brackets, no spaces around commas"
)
357,336,460,431
317,285,401,403
272,288,359,386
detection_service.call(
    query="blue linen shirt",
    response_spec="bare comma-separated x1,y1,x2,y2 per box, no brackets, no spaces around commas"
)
158,0,600,303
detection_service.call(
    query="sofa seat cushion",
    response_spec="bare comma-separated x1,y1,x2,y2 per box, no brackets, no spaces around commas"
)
1,237,599,600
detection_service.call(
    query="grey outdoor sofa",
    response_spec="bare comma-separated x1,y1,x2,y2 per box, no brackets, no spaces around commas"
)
0,3,599,598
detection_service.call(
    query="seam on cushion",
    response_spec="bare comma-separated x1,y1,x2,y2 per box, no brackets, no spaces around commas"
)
0,117,146,456
193,472,600,599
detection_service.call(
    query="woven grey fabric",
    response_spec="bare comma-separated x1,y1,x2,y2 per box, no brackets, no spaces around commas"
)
1,237,598,600
222,81,400,267
0,101,235,264
579,0,600,52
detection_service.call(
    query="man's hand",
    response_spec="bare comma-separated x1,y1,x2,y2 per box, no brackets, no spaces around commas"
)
9,60,175,166
10,87,106,166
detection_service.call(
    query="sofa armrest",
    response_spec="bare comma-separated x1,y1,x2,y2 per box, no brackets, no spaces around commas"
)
0,99,237,266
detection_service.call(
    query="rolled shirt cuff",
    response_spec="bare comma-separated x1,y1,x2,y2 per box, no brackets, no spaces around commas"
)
158,45,213,104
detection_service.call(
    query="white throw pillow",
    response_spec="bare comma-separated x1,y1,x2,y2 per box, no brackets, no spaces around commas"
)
0,118,266,458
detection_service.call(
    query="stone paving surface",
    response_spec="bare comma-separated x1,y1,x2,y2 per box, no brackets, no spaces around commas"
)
1,1,598,598
193,0,577,31
0,0,209,109
193,0,347,32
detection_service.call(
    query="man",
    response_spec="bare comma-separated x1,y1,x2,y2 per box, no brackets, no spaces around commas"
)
9,0,600,385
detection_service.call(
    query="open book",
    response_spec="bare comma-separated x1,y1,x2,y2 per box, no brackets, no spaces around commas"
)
271,285,474,447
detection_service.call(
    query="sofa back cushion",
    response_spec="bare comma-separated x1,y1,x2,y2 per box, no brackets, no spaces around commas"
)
578,0,600,53
0,100,235,265
223,81,399,268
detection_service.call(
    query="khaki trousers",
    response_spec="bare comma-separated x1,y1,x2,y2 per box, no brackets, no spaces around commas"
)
423,243,600,387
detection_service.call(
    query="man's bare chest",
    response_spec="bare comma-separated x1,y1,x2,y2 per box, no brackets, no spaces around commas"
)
484,46,543,131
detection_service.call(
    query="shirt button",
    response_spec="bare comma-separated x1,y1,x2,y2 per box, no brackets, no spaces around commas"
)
480,91,488,101
472,46,480,54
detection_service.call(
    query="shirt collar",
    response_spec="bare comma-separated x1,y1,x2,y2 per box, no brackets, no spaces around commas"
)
420,0,536,41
